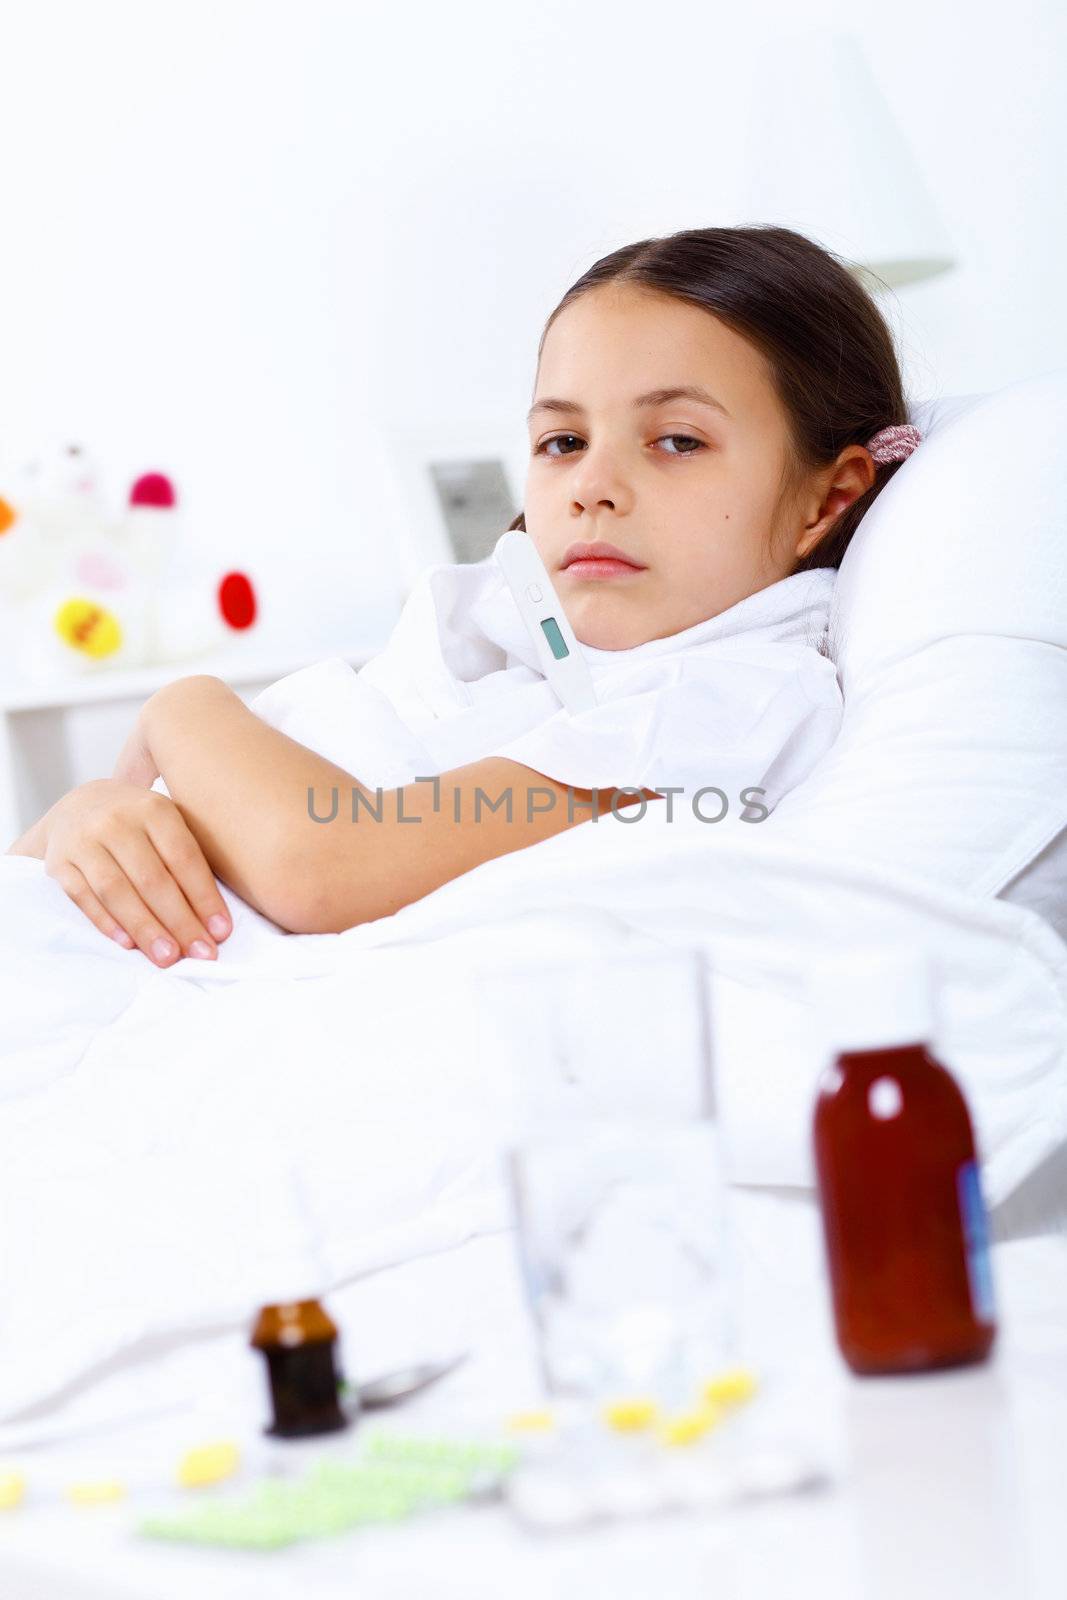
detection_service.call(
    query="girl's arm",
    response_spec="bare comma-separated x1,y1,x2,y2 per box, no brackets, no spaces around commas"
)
141,675,658,935
287,756,659,934
139,674,342,923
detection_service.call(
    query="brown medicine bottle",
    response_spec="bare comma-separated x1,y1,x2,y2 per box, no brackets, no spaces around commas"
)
808,948,998,1376
250,1298,350,1437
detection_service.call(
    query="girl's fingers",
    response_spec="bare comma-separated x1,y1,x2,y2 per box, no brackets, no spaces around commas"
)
146,809,232,945
101,833,221,965
49,860,136,951
72,842,188,967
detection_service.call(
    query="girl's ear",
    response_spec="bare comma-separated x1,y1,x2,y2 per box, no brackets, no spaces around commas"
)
797,448,877,557
795,525,827,561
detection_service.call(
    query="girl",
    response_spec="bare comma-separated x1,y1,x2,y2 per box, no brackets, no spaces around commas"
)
5,224,916,964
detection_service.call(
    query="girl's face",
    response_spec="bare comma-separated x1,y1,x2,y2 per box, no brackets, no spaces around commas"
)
524,282,875,649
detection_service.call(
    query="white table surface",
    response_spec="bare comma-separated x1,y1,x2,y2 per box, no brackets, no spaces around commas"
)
0,638,390,713
0,636,391,849
0,1191,1063,1600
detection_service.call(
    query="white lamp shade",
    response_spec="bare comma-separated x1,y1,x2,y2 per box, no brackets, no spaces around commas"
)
742,27,956,290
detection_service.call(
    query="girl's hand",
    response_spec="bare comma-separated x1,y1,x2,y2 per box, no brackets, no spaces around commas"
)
31,779,233,966
5,813,49,858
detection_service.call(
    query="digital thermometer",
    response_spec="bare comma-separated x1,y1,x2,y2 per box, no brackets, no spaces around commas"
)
493,529,599,715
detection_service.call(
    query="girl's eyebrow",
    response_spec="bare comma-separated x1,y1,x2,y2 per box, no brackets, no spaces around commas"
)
527,385,731,423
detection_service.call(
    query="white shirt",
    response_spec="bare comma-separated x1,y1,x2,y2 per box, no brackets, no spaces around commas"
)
244,556,843,820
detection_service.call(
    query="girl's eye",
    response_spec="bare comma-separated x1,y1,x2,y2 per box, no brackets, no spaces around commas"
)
535,433,705,458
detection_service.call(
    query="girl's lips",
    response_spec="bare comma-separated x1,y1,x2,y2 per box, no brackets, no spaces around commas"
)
563,558,646,579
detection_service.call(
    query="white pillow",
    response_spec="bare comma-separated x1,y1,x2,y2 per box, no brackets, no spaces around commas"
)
771,368,1067,942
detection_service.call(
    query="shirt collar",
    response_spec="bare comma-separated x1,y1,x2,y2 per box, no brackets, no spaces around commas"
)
463,560,836,674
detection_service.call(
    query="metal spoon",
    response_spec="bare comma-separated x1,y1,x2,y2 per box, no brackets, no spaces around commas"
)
339,1350,470,1413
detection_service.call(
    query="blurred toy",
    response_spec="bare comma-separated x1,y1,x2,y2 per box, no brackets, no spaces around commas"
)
0,443,109,605
0,441,258,679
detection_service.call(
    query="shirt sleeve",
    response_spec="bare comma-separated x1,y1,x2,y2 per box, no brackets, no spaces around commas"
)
143,655,448,809
244,657,440,790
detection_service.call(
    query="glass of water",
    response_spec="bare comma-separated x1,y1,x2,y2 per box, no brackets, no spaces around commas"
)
479,937,737,1405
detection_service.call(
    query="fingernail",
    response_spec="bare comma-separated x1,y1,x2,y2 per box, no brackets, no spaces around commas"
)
208,915,230,938
111,928,134,948
189,940,214,960
151,937,176,963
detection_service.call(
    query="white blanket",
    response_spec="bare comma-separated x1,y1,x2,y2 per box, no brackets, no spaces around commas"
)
1,558,1066,1423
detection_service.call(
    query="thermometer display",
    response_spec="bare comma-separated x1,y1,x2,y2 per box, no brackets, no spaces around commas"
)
493,530,598,715
540,616,570,661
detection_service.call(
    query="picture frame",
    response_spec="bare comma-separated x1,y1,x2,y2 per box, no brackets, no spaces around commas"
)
378,418,528,595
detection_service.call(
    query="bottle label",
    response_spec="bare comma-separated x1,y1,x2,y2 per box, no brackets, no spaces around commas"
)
956,1159,997,1324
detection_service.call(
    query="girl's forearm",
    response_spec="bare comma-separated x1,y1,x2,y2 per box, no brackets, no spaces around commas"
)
141,676,365,927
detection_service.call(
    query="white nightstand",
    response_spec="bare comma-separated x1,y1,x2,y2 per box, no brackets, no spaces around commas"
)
0,639,390,850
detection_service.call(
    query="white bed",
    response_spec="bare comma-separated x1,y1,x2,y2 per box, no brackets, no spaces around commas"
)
1,370,1066,1596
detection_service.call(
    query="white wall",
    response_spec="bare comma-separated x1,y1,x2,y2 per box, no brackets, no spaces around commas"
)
1,0,1063,665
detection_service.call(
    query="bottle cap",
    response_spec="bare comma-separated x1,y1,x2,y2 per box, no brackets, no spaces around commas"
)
250,1299,338,1352
804,945,936,1054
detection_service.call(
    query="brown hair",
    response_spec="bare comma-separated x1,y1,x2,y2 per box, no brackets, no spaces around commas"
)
508,223,910,575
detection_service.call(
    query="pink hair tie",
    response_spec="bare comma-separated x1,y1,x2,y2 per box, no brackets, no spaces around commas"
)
864,422,923,464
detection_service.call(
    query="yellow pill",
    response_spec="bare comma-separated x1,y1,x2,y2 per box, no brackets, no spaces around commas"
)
701,1366,759,1407
54,597,123,660
177,1440,240,1488
68,1479,126,1504
0,1471,26,1509
656,1405,722,1447
601,1397,660,1432
504,1410,556,1433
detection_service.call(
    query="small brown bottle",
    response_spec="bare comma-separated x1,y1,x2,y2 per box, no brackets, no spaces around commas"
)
807,947,998,1376
250,1298,350,1437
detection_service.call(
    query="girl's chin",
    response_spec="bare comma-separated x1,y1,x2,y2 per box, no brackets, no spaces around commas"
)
567,595,663,652
573,625,656,652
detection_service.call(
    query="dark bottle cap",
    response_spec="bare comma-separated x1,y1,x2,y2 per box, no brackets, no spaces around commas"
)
251,1299,339,1351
